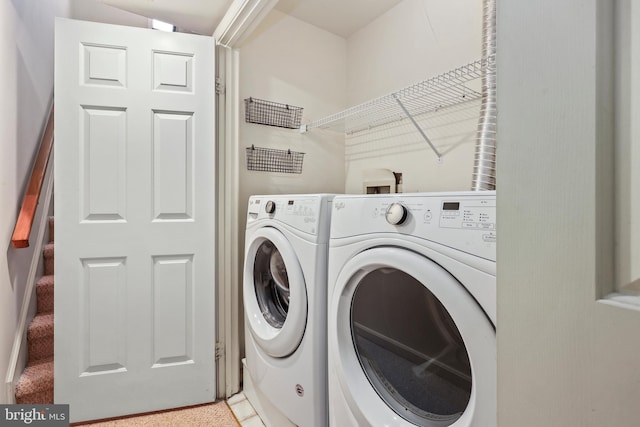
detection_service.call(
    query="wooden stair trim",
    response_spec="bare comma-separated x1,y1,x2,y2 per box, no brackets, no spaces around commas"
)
12,106,54,248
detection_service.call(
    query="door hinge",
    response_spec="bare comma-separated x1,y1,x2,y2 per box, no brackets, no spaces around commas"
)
215,342,224,360
215,77,225,95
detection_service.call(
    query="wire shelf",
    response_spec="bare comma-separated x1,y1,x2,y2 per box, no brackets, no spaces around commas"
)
244,97,304,129
301,56,494,135
245,145,305,174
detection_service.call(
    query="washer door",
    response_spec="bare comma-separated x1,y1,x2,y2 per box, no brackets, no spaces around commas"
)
330,247,495,427
244,227,307,358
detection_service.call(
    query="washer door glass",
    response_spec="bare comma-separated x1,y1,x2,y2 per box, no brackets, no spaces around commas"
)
254,240,290,328
352,268,471,425
243,227,307,358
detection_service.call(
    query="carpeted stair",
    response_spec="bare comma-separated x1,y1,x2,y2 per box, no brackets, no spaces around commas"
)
15,217,55,404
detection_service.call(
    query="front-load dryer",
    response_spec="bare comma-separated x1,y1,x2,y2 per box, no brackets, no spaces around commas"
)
327,192,496,427
243,194,334,427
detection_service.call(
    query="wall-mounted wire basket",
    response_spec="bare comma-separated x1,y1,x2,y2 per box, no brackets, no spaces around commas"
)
245,145,305,174
244,97,303,129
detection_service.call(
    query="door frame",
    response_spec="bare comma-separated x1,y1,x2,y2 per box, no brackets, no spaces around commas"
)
213,0,279,398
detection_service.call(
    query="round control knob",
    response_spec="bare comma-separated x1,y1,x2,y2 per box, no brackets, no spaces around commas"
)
385,203,408,225
265,201,276,214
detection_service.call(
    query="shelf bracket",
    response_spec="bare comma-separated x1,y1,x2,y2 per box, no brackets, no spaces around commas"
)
393,94,442,161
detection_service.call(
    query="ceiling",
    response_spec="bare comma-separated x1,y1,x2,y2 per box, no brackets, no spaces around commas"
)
100,0,403,38
274,0,403,38
99,0,236,35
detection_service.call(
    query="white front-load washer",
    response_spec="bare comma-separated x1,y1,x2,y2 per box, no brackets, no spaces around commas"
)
327,192,496,427
243,194,334,427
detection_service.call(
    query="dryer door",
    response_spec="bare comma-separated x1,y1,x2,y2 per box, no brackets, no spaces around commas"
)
330,247,495,427
244,227,307,358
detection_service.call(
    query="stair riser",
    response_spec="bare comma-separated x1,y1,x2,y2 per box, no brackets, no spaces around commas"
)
36,294,54,314
14,359,54,405
44,256,54,276
16,389,54,405
48,217,54,243
36,282,54,313
28,336,54,364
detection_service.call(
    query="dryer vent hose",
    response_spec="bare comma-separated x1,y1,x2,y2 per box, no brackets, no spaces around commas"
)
471,0,497,191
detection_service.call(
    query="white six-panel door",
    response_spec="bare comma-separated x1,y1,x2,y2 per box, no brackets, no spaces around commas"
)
54,18,215,422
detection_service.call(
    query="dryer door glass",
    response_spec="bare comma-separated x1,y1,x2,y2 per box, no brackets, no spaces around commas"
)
253,240,290,328
351,268,472,426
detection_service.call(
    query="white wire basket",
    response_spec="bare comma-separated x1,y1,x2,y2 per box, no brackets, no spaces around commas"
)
244,98,304,129
245,145,305,174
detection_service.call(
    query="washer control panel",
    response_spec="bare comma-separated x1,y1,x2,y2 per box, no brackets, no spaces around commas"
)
247,195,333,238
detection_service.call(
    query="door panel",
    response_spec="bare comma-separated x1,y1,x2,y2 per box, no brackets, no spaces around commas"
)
54,18,215,422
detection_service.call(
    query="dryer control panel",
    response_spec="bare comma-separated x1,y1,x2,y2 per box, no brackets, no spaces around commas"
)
439,199,496,232
331,192,496,261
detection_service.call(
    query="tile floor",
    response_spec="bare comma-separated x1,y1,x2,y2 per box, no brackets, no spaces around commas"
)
227,392,265,427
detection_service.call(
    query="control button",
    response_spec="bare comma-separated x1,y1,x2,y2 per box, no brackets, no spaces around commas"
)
265,201,276,214
424,211,432,222
386,203,408,225
479,223,495,229
482,234,497,242
463,222,478,228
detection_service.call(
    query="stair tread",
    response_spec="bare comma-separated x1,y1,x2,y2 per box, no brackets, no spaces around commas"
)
43,242,54,257
36,275,54,286
15,358,53,399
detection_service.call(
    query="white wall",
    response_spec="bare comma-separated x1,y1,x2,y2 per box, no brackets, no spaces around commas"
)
498,0,640,425
0,0,71,404
238,9,347,217
345,0,482,193
237,0,484,198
